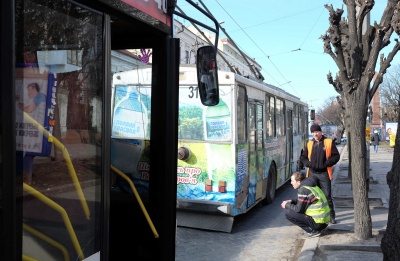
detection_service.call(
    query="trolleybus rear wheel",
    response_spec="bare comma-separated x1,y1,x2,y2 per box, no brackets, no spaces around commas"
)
263,164,277,205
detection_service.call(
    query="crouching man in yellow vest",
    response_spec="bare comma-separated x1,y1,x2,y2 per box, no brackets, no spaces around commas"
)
300,124,340,224
281,171,330,238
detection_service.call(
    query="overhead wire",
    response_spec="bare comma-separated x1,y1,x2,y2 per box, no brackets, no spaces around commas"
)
211,0,338,97
298,1,331,49
228,6,325,33
176,0,337,96
214,0,298,94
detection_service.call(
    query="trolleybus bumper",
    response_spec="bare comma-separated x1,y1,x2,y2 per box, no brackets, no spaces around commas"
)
176,199,234,232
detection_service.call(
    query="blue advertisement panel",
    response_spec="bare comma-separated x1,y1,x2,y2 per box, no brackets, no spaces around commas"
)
112,85,151,139
111,84,152,196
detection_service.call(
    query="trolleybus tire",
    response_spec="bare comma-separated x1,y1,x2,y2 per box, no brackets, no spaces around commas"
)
262,164,277,205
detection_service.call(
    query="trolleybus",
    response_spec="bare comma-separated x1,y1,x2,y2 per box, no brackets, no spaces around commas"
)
111,66,309,232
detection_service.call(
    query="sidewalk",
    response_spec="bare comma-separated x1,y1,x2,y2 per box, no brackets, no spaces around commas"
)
298,143,393,260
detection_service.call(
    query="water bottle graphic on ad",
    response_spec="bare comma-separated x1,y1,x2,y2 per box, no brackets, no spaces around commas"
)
112,87,148,139
204,98,231,141
204,98,233,192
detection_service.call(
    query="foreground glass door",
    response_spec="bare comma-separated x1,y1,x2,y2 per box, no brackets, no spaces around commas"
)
15,0,104,260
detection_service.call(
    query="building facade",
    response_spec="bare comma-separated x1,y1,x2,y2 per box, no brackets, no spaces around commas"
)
174,19,263,80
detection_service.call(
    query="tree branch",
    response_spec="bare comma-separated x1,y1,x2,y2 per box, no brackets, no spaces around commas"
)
347,2,364,80
323,5,347,73
327,71,344,94
370,39,400,100
364,24,385,79
379,0,398,47
355,0,374,43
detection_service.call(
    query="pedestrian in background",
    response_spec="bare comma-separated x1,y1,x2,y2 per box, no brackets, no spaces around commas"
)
371,130,380,153
331,132,337,143
300,124,340,224
281,171,330,238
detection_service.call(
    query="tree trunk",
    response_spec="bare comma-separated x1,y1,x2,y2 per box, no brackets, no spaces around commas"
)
347,131,352,180
343,97,352,180
347,101,372,239
381,109,400,260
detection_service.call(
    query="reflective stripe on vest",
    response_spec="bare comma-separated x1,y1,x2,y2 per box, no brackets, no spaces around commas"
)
303,185,331,224
306,138,333,180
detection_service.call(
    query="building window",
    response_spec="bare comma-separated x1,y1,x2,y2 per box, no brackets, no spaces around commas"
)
185,50,190,64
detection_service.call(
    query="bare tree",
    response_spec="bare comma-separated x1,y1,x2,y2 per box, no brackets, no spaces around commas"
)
322,1,400,241
317,96,345,132
380,64,400,123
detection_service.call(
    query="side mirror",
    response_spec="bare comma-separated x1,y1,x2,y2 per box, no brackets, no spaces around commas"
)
196,46,219,106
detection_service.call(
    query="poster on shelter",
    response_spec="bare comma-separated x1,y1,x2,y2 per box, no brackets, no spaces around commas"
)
15,67,55,155
384,122,397,140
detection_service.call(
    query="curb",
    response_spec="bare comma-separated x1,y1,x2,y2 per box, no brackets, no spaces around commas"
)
318,244,382,252
297,237,318,261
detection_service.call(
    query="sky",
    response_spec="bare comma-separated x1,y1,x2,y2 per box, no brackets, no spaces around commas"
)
175,0,400,110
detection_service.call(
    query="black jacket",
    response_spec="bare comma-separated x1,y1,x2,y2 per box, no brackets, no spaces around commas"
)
371,133,380,146
285,178,318,213
300,136,340,173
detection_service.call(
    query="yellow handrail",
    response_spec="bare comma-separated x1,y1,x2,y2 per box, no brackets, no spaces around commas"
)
22,112,90,220
111,165,159,238
22,254,39,261
23,223,70,261
23,183,85,260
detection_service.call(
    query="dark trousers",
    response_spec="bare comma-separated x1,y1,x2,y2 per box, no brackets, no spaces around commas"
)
309,171,335,217
284,209,328,232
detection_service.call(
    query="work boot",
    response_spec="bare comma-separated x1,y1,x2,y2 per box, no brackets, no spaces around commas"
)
302,230,321,239
330,216,337,224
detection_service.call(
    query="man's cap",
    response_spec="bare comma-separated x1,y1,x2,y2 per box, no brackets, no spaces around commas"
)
310,124,322,133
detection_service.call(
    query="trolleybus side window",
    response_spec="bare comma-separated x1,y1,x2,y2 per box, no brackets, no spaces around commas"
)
265,95,275,138
293,104,299,135
299,106,305,134
15,1,103,259
249,103,256,151
276,98,285,136
237,86,246,143
256,103,264,148
249,101,264,149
